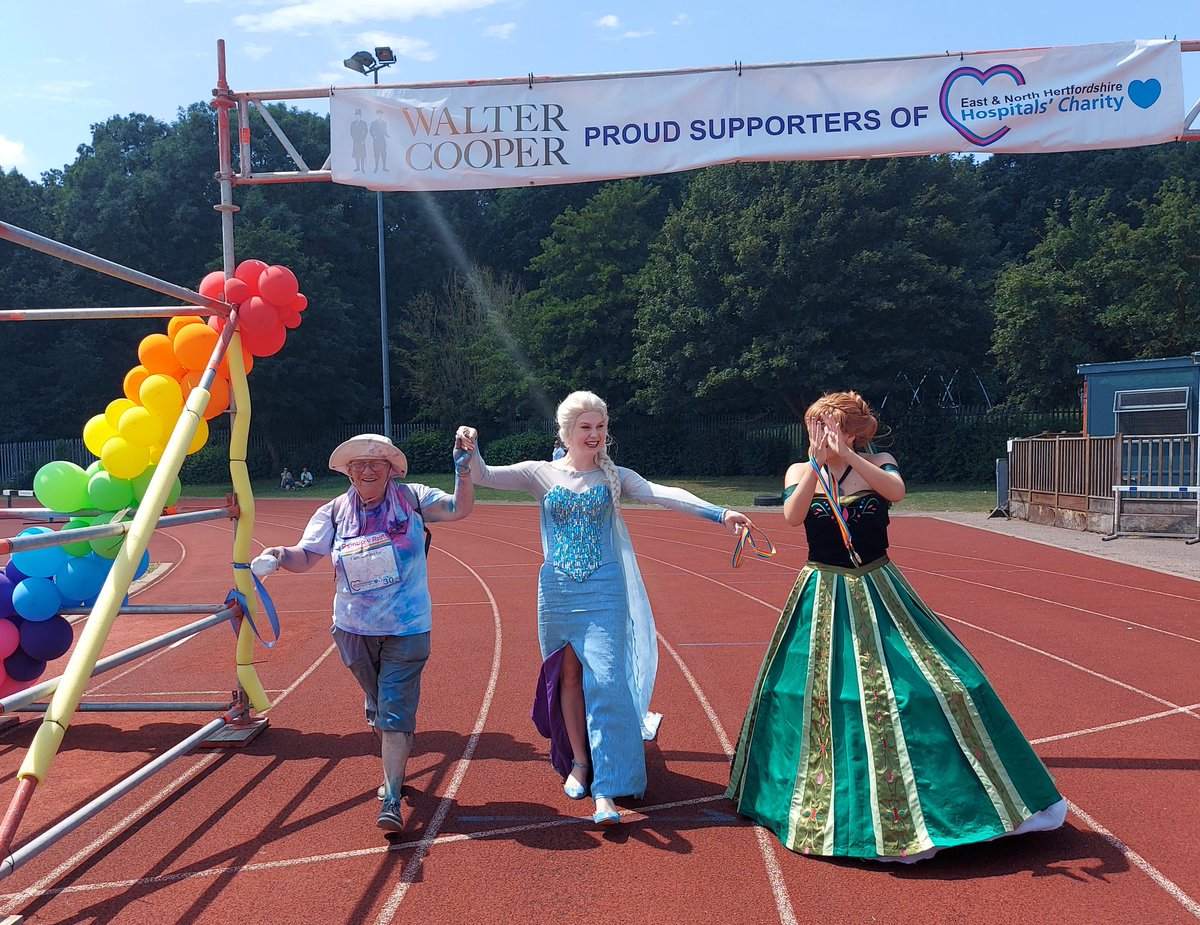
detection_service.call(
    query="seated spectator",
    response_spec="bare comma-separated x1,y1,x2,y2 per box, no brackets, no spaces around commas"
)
280,468,296,491
299,467,314,489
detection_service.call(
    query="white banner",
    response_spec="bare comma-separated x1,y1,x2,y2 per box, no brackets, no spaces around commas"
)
329,40,1183,192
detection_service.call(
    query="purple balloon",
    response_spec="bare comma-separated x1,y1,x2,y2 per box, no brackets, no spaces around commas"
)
4,650,46,683
0,574,13,618
19,616,74,662
5,560,28,585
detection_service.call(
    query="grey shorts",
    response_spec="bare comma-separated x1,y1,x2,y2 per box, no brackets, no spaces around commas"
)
332,626,430,733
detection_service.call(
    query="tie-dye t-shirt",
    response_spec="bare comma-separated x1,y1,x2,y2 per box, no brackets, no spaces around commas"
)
298,482,446,636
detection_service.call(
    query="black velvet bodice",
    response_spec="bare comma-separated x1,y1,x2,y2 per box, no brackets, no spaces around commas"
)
804,491,891,568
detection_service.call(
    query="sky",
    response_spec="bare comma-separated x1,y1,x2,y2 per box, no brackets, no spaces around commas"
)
1,0,1197,180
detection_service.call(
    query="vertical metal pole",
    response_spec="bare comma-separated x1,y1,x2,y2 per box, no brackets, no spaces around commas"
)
374,68,392,440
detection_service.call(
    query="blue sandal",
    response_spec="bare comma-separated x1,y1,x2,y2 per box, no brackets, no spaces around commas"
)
563,761,589,800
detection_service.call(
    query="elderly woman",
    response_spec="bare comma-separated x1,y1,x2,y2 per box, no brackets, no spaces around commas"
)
457,391,752,826
257,432,474,834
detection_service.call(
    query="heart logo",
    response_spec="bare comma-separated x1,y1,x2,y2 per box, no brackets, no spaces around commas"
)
1128,78,1162,109
939,64,1027,147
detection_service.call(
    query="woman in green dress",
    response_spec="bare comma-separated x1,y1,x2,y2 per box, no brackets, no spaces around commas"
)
726,391,1066,861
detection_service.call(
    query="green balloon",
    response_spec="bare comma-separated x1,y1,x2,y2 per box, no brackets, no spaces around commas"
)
87,471,134,512
60,517,94,557
88,514,129,559
86,460,104,478
33,461,89,513
131,465,182,507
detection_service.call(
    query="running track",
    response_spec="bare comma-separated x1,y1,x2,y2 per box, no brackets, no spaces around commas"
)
1,499,1198,924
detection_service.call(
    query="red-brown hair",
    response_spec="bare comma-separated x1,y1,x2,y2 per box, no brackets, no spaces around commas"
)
804,391,879,450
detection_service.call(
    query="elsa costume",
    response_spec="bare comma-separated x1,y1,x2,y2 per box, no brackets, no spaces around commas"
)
467,456,726,801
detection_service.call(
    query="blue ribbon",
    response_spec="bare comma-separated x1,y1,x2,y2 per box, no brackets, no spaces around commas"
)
228,562,281,648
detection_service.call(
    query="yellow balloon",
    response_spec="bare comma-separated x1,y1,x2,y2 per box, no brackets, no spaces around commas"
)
148,443,166,465
187,416,209,455
118,405,163,447
83,414,117,457
104,397,136,430
100,436,150,480
139,374,183,419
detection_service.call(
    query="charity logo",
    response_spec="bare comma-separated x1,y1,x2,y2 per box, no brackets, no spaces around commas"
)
1128,79,1161,109
939,64,1027,147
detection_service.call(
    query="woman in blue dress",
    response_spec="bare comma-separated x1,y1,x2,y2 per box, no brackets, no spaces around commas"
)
458,392,752,825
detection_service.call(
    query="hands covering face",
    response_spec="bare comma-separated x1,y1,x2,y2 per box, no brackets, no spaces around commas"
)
807,413,850,466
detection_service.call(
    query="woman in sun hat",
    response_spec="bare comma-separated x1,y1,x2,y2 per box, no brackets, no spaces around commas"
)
256,431,475,835
456,391,754,827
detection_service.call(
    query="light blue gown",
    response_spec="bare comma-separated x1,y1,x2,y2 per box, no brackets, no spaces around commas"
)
468,458,726,800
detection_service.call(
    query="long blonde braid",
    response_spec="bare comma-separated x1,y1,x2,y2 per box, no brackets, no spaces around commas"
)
556,390,622,508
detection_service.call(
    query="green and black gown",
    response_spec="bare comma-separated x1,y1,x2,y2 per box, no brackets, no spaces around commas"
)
726,475,1066,861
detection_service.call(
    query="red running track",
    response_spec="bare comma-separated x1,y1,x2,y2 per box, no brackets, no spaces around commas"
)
1,499,1198,924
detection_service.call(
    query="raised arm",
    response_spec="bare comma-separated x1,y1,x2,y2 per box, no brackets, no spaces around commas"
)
619,469,752,532
455,426,540,492
418,440,476,522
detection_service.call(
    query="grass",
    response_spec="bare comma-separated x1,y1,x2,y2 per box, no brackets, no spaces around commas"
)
181,476,994,513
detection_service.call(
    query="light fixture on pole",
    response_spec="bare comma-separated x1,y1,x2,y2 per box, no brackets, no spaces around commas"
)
343,47,395,438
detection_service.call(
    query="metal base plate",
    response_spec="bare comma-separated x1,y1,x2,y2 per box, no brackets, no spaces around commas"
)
198,717,269,748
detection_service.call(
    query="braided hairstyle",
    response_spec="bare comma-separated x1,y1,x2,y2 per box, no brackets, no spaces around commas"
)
804,390,879,451
556,390,622,508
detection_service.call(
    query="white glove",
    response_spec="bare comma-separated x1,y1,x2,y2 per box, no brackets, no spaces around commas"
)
250,553,280,578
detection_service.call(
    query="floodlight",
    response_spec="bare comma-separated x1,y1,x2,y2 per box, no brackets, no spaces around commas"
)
343,56,367,75
375,47,396,64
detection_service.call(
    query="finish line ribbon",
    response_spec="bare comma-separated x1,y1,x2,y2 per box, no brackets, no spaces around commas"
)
809,459,863,568
227,562,281,648
732,525,777,568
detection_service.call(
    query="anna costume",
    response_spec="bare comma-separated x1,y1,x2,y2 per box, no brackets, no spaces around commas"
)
726,462,1066,860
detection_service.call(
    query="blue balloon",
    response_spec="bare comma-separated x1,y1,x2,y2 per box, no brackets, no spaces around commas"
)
11,528,69,579
12,577,62,622
54,556,108,603
4,650,46,683
19,615,74,661
134,549,150,580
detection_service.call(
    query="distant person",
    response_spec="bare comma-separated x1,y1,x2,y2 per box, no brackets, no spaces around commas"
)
457,391,753,826
257,432,475,834
350,108,368,173
550,437,566,461
299,467,314,489
370,110,389,171
280,468,295,491
726,390,1066,861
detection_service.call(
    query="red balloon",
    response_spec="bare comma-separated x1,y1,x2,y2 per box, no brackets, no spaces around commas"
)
240,323,287,358
234,259,268,296
281,310,303,330
198,270,226,300
289,293,308,313
258,265,300,307
223,277,251,304
238,297,278,335
208,316,226,334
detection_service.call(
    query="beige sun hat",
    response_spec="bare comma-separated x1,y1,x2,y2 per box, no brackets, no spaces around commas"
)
328,433,408,478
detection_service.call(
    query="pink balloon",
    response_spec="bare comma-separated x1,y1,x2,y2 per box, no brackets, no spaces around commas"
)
258,265,299,307
0,619,18,659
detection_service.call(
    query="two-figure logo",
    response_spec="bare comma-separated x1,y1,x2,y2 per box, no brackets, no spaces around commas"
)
938,64,1162,147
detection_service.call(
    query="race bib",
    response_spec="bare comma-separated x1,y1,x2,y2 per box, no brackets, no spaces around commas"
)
340,532,401,593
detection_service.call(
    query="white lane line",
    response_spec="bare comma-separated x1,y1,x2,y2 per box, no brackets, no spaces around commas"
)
0,794,731,902
1033,703,1200,745
373,549,503,925
657,634,797,925
1067,800,1200,919
0,644,339,915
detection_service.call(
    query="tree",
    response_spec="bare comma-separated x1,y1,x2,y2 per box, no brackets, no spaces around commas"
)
632,158,998,417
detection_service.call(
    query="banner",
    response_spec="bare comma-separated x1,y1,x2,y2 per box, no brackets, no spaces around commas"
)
329,39,1184,192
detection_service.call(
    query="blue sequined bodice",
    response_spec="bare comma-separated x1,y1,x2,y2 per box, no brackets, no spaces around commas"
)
545,484,611,581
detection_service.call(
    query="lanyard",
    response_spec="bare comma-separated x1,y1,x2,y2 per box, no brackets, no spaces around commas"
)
809,459,862,567
731,525,777,568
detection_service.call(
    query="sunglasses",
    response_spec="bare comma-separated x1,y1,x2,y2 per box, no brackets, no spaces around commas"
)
348,460,391,473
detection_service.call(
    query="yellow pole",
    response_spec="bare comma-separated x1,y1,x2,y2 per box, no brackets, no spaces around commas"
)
226,336,271,713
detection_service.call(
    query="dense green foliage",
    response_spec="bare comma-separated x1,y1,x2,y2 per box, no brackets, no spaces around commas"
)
2,102,1197,482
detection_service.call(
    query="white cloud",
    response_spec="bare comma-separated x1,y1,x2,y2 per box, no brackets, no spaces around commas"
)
236,0,500,32
243,43,273,60
671,13,692,26
484,22,516,40
622,29,655,39
0,133,30,174
595,14,620,29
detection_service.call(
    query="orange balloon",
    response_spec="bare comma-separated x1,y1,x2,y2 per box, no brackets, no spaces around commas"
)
168,314,205,338
217,343,254,379
138,333,183,377
172,322,220,371
181,369,231,420
123,365,150,403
